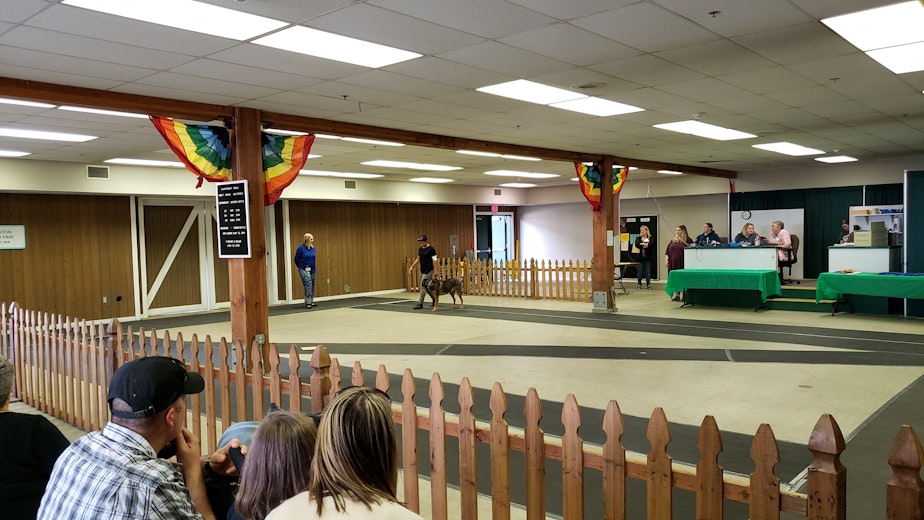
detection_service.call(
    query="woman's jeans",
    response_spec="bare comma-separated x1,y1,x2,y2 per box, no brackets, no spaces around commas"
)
637,260,651,287
299,268,314,306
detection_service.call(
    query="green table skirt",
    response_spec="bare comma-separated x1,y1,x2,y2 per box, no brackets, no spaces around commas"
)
816,272,924,302
664,269,781,302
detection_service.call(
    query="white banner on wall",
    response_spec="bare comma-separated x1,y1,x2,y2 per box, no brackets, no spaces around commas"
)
0,225,25,249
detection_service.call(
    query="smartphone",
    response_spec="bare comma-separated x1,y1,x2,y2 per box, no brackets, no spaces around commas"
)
229,445,245,473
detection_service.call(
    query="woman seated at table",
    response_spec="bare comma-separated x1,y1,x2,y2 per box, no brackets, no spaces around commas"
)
734,222,761,246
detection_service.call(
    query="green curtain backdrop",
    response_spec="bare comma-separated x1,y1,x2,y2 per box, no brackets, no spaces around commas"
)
906,172,923,316
732,186,863,277
865,183,903,205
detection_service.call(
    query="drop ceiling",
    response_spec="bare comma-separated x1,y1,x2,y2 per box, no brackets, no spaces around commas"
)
0,0,923,188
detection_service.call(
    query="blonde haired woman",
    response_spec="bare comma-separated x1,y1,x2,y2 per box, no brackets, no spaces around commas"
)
293,233,316,309
634,225,653,290
266,387,423,520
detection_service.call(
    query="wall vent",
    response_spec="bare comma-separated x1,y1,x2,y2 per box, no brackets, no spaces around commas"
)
86,165,110,180
494,189,502,196
344,180,357,190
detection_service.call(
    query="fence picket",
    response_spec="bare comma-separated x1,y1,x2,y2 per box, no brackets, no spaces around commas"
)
491,383,511,520
376,365,389,393
602,400,626,520
696,415,724,519
352,360,364,387
647,407,672,520
807,414,846,520
750,423,781,520
250,343,264,420
887,426,924,519
562,394,584,520
430,373,448,520
64,316,75,425
524,388,546,520
459,378,478,520
401,368,420,512
288,346,302,412
329,357,342,399
269,346,281,406
310,347,331,413
189,335,202,446
205,337,219,453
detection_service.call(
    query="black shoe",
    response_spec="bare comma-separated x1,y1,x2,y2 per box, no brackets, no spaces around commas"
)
305,303,310,309
647,285,651,289
413,303,423,309
671,296,680,302
637,283,642,289
310,303,317,308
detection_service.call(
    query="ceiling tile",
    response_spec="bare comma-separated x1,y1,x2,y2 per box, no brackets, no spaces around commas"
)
368,0,555,39
505,0,635,19
573,2,719,53
590,54,704,87
387,57,509,90
500,22,639,67
653,0,812,37
170,59,319,91
655,40,775,77
437,41,574,78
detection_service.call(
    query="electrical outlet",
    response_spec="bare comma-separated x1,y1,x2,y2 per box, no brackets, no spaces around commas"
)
254,333,265,345
102,296,107,304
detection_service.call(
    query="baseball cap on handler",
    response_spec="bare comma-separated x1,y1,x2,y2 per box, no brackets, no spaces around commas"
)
416,234,427,242
108,356,205,419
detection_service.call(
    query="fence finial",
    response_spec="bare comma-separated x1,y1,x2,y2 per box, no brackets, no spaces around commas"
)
887,425,924,518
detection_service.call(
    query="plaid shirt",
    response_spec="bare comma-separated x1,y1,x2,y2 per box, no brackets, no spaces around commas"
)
38,422,204,520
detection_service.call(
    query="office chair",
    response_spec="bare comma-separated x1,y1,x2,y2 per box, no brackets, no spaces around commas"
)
779,234,800,285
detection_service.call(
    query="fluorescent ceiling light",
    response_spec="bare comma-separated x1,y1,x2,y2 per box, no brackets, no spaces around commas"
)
821,2,924,52
654,120,756,141
550,97,643,117
409,177,454,183
0,98,55,108
658,170,683,175
614,165,638,171
499,182,537,188
342,137,404,147
315,134,342,140
477,80,585,105
815,156,858,163
299,170,383,179
58,106,148,119
253,26,421,68
455,150,541,161
264,128,308,136
752,142,824,156
0,150,31,157
306,154,322,159
0,128,97,142
483,170,559,179
63,0,287,40
362,160,461,171
866,42,924,74
105,158,184,167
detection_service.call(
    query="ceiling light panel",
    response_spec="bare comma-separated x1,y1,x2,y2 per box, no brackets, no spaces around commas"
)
299,170,383,179
653,120,756,141
409,177,454,183
499,182,537,188
752,142,824,156
0,128,97,142
821,2,924,52
362,160,461,171
815,156,858,163
0,98,55,108
657,170,683,175
58,106,149,119
0,150,31,157
105,158,184,167
866,42,924,74
550,97,644,117
477,80,586,105
63,0,288,40
342,137,404,146
483,170,559,179
253,26,422,68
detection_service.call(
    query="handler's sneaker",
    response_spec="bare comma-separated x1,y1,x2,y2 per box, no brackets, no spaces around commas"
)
413,303,423,309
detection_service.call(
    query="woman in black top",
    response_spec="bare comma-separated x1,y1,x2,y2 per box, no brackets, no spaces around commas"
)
634,225,653,289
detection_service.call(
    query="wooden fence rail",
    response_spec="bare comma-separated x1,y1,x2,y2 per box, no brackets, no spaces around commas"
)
5,301,924,519
405,257,593,302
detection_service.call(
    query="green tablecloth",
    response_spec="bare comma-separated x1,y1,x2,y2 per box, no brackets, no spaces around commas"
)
664,269,781,302
816,272,924,302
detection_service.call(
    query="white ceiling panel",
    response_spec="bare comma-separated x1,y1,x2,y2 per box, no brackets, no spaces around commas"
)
573,2,719,53
367,0,555,39
653,0,812,37
387,57,509,90
135,72,281,101
0,45,154,82
207,44,366,81
0,0,48,23
170,59,319,91
719,67,818,95
335,70,468,99
590,54,703,87
437,41,575,78
655,40,775,77
499,22,639,67
732,23,855,65
505,0,634,19
295,80,418,107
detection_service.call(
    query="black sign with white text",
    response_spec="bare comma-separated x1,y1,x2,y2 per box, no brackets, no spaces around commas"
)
216,180,252,258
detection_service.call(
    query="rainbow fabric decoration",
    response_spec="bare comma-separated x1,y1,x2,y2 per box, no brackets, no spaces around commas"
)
261,133,315,205
575,162,602,211
613,166,628,195
150,116,232,187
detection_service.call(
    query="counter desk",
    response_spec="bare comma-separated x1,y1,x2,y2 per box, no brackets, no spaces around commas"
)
827,245,901,273
683,246,778,271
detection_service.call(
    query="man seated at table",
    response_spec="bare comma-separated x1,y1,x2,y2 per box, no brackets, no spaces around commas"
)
764,221,793,279
695,223,721,246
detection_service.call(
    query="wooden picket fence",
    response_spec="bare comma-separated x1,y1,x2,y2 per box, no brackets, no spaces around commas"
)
6,300,924,519
405,257,593,302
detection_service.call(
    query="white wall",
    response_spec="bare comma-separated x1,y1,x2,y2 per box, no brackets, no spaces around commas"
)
519,202,591,261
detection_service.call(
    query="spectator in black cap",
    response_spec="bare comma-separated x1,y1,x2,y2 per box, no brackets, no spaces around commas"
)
407,235,437,310
38,356,241,520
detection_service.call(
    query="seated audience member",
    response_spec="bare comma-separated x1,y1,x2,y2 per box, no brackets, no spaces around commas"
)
695,222,721,246
206,421,258,520
734,222,761,246
765,220,793,266
229,411,317,520
0,356,70,520
38,356,241,520
838,219,850,244
266,387,424,520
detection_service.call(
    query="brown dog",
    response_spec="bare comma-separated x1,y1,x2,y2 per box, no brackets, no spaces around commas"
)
426,277,464,311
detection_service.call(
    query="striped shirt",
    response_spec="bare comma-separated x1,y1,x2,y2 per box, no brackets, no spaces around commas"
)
37,422,204,520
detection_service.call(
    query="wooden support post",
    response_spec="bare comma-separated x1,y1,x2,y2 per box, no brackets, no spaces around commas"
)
229,107,270,371
592,157,615,312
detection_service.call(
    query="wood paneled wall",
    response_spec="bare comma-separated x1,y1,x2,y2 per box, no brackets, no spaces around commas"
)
143,205,201,309
0,193,135,319
287,201,475,298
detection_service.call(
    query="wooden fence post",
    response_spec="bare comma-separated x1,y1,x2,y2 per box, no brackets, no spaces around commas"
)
459,378,478,520
602,400,626,520
750,423,781,520
401,368,420,513
309,345,331,413
492,383,511,520
696,415,724,519
807,414,846,520
430,373,448,520
887,425,924,519
647,407,672,520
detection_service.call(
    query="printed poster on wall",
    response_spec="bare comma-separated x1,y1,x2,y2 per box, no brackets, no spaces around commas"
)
0,225,26,250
